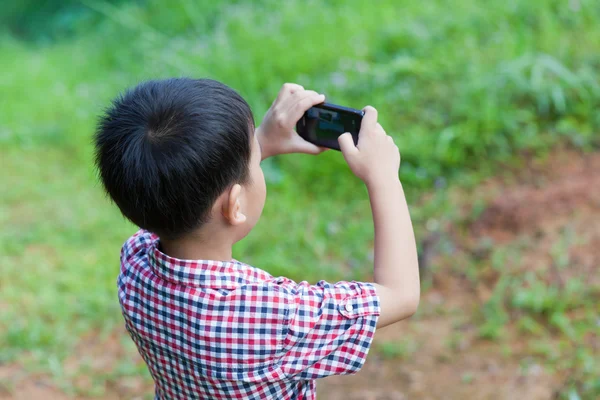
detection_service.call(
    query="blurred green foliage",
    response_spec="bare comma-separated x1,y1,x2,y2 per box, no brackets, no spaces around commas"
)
1,0,114,40
1,0,599,398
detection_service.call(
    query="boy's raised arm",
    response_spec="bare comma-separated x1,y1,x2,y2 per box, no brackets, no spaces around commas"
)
338,107,420,328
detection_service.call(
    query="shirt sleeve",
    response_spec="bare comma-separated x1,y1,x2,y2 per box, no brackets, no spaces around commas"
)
275,278,380,380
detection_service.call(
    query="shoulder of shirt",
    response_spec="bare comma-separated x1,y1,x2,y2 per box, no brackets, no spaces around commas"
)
266,277,375,300
228,259,282,287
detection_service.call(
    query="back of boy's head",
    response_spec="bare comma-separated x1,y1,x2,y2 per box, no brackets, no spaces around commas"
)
94,78,254,239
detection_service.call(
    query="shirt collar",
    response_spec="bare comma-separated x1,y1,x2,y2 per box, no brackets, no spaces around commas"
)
145,234,272,289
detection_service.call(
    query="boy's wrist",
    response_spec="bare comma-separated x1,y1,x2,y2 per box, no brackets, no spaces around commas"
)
256,126,275,160
365,175,401,194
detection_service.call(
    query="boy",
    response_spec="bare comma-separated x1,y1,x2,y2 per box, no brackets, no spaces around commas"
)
94,78,419,399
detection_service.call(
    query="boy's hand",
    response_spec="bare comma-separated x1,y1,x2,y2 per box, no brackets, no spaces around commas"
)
338,106,400,188
257,83,327,160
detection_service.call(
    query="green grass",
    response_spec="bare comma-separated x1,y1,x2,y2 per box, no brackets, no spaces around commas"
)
1,0,600,397
472,233,600,399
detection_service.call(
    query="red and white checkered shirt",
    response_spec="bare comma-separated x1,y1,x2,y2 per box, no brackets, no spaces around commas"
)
118,230,380,399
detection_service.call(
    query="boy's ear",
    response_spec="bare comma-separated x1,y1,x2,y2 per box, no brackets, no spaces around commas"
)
222,184,247,226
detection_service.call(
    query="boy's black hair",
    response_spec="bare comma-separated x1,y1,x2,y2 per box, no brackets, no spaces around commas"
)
94,78,254,239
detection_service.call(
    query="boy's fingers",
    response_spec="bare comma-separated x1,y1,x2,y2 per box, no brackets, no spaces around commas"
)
287,134,326,155
290,89,321,103
300,92,325,110
338,132,358,156
276,83,304,102
288,92,325,123
361,106,378,131
287,90,321,110
294,139,324,155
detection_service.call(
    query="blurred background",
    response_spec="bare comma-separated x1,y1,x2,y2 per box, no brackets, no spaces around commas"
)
1,0,599,399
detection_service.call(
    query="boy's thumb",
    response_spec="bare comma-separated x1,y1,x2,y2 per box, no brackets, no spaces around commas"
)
338,133,358,155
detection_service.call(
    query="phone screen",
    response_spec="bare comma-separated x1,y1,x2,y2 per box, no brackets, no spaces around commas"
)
297,103,363,151
305,108,358,140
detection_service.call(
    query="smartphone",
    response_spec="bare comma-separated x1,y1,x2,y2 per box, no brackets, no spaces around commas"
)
296,102,364,151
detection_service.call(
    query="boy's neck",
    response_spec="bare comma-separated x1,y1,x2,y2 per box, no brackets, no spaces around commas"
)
159,230,234,262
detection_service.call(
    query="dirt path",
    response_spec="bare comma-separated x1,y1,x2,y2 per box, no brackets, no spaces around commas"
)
2,148,599,400
319,148,600,399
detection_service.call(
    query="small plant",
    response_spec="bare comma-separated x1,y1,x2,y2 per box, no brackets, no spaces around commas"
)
477,276,510,340
461,372,474,384
511,273,587,316
517,316,546,336
375,340,418,360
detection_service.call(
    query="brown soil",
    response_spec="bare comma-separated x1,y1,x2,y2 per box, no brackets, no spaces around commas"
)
319,148,600,399
473,149,600,242
2,148,599,400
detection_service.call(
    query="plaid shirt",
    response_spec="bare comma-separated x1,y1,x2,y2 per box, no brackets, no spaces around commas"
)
118,230,380,399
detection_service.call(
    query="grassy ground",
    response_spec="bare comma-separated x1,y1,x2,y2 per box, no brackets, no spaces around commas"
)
1,0,599,398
